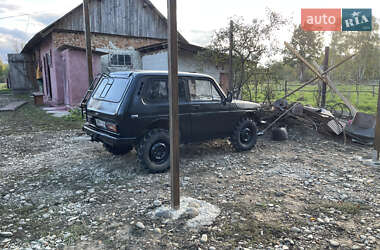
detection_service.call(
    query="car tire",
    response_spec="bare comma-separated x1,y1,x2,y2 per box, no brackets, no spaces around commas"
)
231,117,258,152
103,144,133,155
137,129,170,173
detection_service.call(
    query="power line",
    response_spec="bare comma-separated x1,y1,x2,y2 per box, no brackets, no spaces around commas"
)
0,14,30,20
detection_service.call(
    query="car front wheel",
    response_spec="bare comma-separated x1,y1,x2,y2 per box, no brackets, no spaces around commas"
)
231,117,258,152
137,129,170,173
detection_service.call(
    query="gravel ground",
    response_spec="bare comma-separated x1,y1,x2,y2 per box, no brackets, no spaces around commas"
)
0,112,379,249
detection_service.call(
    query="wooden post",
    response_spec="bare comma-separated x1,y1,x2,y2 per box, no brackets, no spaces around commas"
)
83,0,93,86
167,0,180,210
321,47,329,108
375,80,380,160
229,20,234,93
284,80,288,98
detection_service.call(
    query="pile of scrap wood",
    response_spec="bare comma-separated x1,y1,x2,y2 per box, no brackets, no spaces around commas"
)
259,100,376,145
258,42,377,145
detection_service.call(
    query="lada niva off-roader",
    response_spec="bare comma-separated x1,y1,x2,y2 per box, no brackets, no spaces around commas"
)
82,71,261,172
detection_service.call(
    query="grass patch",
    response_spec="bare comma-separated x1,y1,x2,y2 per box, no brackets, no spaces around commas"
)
0,96,83,135
304,201,369,216
216,203,289,247
243,82,379,115
0,83,11,94
217,219,288,246
63,108,83,122
63,223,91,244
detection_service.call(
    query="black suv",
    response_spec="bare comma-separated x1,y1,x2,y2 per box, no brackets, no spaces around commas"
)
83,71,261,172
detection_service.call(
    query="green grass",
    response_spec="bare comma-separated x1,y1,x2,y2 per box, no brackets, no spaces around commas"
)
0,83,11,94
63,108,83,122
303,201,369,216
0,95,83,135
242,82,379,115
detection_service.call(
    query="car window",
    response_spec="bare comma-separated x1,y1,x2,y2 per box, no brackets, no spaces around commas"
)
92,77,129,103
143,78,186,103
189,79,221,102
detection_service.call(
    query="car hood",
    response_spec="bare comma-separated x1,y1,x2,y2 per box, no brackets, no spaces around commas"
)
232,100,261,110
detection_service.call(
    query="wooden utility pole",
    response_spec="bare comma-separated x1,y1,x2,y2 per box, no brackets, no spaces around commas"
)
229,20,234,93
167,0,180,209
83,0,93,86
374,80,380,160
321,47,329,108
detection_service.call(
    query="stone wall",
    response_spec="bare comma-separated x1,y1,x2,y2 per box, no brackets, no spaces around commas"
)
52,31,163,50
52,31,162,72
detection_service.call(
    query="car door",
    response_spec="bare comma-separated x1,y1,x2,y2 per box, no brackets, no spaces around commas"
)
138,76,192,141
188,77,237,141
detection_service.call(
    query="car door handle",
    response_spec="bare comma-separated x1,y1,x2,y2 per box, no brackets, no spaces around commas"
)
192,105,201,110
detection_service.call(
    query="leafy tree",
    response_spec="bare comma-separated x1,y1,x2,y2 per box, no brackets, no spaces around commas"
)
283,25,323,82
198,9,286,98
329,17,380,82
0,59,9,83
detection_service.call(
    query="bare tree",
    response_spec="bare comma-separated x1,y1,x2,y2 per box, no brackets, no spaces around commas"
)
198,9,287,98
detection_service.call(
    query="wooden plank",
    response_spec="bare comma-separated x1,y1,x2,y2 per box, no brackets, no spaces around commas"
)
168,0,180,210
312,61,358,115
83,0,93,85
284,42,325,82
0,101,27,112
374,80,380,154
285,41,357,115
229,20,233,92
281,53,356,100
321,47,329,108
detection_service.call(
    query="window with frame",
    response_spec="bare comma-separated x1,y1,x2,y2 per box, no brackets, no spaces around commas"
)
92,77,129,103
143,78,186,103
189,79,221,102
110,54,132,66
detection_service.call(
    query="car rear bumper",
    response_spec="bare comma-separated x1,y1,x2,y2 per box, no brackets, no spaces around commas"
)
83,123,136,147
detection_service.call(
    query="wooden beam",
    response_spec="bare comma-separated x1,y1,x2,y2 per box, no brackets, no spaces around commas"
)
83,0,93,86
374,80,380,156
284,42,325,82
321,47,329,108
281,53,356,100
285,42,357,115
312,61,358,115
167,0,180,210
229,20,234,92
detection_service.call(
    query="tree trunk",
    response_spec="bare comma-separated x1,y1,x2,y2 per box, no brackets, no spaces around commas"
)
299,62,305,82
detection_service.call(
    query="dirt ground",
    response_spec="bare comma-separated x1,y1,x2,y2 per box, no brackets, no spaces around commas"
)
0,95,379,250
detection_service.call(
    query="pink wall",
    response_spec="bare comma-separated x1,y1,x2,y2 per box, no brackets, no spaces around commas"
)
63,49,101,106
37,37,101,106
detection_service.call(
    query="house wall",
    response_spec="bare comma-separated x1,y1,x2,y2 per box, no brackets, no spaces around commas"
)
38,36,63,105
53,31,161,72
142,50,227,84
62,49,101,105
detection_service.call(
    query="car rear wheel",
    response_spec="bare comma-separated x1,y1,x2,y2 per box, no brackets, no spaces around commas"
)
137,129,170,173
231,117,258,152
103,144,133,155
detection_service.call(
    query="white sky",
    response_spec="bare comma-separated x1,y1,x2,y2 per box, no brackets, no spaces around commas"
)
0,0,379,62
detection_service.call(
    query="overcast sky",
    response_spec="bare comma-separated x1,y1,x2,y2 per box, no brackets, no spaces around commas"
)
0,0,378,62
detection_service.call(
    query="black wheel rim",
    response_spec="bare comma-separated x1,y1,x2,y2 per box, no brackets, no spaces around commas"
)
240,127,253,144
150,142,169,164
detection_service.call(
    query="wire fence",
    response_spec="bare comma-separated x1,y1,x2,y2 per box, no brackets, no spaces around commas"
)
243,79,380,114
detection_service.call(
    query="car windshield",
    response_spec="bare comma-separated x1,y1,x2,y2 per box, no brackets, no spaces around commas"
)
92,77,129,103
